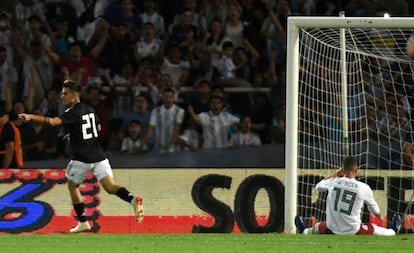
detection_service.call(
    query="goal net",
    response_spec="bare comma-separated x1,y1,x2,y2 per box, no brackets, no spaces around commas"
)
285,16,414,234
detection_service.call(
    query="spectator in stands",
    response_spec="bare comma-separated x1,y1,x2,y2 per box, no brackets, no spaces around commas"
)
112,62,135,122
20,14,52,51
39,88,61,118
247,92,273,143
70,0,108,42
118,0,142,40
0,106,23,168
85,82,116,151
9,101,27,127
178,113,201,151
186,51,221,87
20,107,57,161
0,45,17,110
93,20,135,77
269,103,286,143
11,32,54,108
187,95,239,149
223,3,250,49
219,41,251,88
169,8,199,62
144,88,184,153
14,0,47,31
204,0,229,26
260,0,287,83
376,101,414,169
121,119,145,154
44,0,77,40
233,40,260,84
140,0,165,39
50,16,75,58
159,43,191,92
119,93,154,151
201,18,230,70
41,21,109,87
133,57,162,104
187,79,212,114
171,0,207,37
104,0,141,31
229,115,262,148
134,21,162,63
0,11,13,66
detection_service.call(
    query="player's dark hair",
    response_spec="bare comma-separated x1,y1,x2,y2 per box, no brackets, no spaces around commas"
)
63,79,82,93
343,156,357,172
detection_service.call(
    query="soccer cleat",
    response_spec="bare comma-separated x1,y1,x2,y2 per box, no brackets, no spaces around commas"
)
69,221,91,233
294,215,306,234
132,196,144,223
390,214,402,234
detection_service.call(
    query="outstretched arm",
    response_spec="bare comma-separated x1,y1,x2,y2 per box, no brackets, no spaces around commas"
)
18,113,63,127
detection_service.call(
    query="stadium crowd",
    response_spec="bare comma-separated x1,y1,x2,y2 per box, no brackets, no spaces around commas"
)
0,0,413,166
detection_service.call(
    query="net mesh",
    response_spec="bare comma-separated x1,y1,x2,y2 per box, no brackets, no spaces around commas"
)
296,27,414,232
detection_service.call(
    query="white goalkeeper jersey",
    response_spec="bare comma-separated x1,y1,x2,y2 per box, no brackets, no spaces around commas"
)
315,176,380,235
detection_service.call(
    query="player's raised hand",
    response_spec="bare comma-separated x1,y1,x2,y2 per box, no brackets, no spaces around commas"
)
336,167,344,177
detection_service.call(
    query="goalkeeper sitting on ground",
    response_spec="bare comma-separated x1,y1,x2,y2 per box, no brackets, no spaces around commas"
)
295,156,402,236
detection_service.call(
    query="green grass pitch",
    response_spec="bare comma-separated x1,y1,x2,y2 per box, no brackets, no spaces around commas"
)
1,233,413,253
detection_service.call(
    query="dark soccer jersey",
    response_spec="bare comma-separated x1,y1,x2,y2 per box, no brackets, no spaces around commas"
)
60,103,106,163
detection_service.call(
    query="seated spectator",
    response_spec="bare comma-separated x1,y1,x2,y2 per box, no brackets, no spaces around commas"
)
229,115,262,148
144,88,184,153
121,120,145,154
187,95,240,149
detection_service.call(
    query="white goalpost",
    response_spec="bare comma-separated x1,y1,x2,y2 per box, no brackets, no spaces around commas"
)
285,16,414,234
